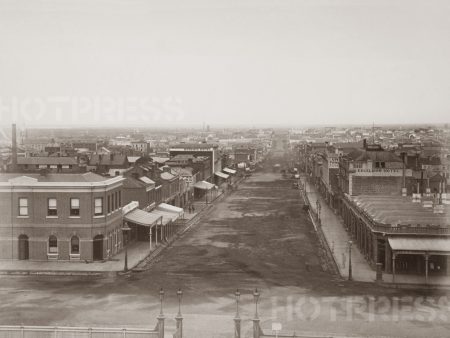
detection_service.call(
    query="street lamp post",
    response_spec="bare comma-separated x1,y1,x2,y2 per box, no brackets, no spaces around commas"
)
234,289,241,338
252,288,260,338
176,289,183,337
253,288,260,318
348,240,353,281
121,223,131,272
157,288,165,338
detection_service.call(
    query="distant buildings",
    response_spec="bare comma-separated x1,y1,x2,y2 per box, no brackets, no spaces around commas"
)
88,153,130,174
7,156,80,173
131,140,152,156
169,143,222,182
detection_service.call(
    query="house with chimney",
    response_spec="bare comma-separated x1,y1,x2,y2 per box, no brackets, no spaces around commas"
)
88,153,130,174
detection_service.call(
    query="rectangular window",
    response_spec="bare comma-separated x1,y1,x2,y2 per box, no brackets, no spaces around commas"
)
114,192,118,210
94,197,103,216
118,191,121,208
19,198,28,216
70,198,80,216
111,193,115,211
107,195,111,213
48,236,58,254
48,198,57,216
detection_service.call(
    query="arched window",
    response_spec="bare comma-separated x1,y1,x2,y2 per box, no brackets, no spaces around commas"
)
71,236,80,254
48,235,58,253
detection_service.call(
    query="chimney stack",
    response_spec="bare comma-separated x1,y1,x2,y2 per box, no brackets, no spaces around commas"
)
11,124,18,172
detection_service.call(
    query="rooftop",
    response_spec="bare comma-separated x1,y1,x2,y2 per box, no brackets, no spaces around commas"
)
347,149,403,163
349,195,449,229
0,172,120,184
15,157,78,165
170,143,218,150
89,154,128,166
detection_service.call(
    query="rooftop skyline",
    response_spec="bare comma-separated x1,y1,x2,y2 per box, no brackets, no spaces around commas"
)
1,0,449,127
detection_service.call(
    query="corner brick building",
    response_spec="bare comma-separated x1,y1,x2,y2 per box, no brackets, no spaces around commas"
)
0,172,125,261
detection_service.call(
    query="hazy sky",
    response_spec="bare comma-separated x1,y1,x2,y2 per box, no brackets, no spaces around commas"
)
0,0,449,127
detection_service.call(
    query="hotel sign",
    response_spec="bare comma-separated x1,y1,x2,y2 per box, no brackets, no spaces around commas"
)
353,168,412,177
328,157,339,169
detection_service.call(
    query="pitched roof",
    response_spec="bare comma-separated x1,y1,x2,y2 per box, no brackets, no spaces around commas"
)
0,172,110,183
350,195,449,228
16,157,78,165
89,154,128,166
160,172,176,180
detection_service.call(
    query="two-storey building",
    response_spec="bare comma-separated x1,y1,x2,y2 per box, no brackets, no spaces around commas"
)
0,172,125,261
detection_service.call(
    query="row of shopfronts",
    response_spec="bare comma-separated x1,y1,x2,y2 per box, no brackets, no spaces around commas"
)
5,164,239,262
340,194,450,280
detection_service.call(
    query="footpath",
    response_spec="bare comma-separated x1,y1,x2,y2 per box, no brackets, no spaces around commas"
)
302,177,375,282
302,176,450,288
0,182,238,276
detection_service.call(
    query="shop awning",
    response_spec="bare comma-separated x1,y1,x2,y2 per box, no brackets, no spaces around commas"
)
157,203,184,217
124,209,162,227
388,237,450,253
223,167,236,175
215,171,229,179
152,209,179,225
194,180,215,190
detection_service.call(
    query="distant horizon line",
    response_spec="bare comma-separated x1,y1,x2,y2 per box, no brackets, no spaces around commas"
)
1,122,448,130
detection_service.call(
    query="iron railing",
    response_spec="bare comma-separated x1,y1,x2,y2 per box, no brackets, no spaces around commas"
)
0,325,160,338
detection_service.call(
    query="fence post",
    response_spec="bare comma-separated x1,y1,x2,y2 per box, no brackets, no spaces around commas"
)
158,288,165,338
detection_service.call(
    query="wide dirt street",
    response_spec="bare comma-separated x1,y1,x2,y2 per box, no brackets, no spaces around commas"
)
0,162,449,338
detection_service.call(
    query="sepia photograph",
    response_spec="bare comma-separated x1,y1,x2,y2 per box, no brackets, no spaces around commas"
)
0,1,449,337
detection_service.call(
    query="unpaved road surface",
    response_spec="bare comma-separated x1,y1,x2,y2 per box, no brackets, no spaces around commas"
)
0,163,449,337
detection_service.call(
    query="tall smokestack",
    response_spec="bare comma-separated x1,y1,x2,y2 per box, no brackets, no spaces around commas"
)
12,123,18,172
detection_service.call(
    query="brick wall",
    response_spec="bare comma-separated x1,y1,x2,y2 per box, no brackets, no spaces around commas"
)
352,176,403,195
0,185,124,261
